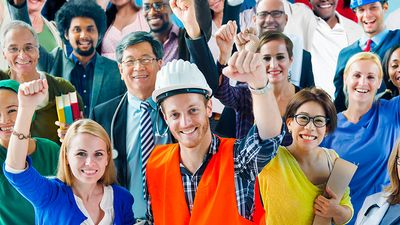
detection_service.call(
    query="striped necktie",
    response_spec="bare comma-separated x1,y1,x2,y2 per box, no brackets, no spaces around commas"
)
139,101,155,197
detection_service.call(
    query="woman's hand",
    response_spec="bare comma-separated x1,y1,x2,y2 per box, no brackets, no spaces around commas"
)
314,187,352,224
18,79,48,110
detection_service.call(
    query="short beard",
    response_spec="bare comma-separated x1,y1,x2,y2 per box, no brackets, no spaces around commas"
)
150,21,170,34
75,46,95,57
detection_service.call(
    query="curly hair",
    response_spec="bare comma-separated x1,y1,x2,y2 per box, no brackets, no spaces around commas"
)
55,0,106,45
382,45,400,97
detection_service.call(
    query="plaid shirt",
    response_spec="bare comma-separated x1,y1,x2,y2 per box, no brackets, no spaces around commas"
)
146,125,283,222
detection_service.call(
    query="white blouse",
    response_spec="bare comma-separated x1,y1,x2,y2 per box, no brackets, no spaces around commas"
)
74,185,115,225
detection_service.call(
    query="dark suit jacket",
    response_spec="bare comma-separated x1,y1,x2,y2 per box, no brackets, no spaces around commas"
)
91,94,130,186
300,50,315,88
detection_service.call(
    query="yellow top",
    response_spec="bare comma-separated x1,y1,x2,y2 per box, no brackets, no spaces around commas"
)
258,146,353,225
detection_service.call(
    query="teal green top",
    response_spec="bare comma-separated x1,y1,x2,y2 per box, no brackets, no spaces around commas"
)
37,23,58,52
0,138,60,225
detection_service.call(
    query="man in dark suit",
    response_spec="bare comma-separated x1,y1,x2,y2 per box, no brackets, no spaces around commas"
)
8,0,126,117
91,0,218,221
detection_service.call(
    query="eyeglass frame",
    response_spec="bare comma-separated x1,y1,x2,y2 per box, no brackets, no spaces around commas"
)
256,10,285,19
292,114,330,128
4,44,39,55
121,57,158,67
143,2,169,13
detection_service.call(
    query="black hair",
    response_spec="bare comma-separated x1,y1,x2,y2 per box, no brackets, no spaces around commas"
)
382,44,400,98
55,0,107,45
115,31,164,63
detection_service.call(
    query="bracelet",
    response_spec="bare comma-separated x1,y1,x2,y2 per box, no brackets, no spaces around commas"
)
12,130,31,140
248,83,270,95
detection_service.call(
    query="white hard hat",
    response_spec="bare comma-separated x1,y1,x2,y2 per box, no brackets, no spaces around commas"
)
152,59,212,103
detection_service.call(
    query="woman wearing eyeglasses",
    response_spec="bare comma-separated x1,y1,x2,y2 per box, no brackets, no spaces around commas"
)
355,139,400,225
321,52,400,224
257,87,353,225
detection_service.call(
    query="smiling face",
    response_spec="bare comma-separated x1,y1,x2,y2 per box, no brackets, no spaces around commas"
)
388,48,400,91
259,39,293,84
143,0,171,33
2,27,39,75
162,93,212,150
345,59,382,105
287,101,327,150
118,41,162,100
310,0,337,21
65,17,99,57
0,89,18,147
67,133,109,186
254,0,288,34
355,2,387,37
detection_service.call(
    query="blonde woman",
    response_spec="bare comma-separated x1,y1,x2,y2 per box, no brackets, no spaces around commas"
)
322,52,400,224
4,79,134,224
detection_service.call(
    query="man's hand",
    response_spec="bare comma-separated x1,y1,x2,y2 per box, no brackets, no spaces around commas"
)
215,20,237,65
170,0,200,38
222,50,268,89
234,28,259,53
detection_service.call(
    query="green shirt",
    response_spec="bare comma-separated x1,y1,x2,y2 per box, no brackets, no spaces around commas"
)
37,23,58,52
0,138,60,225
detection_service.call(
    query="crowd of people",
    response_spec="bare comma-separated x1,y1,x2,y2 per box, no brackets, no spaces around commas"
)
0,0,399,224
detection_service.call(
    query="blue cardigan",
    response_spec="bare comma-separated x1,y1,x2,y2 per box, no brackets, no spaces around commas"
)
333,29,400,112
3,157,134,225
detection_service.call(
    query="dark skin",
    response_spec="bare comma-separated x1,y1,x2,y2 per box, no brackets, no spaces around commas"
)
310,0,339,29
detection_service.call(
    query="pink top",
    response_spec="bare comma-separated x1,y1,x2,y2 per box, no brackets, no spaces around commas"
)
101,9,150,60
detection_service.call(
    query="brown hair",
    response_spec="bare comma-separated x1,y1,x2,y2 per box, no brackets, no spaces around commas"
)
57,119,116,186
385,139,400,204
284,87,337,134
257,31,293,59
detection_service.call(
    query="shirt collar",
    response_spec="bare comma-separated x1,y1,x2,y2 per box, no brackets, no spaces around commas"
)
127,92,157,111
70,52,97,66
168,24,180,39
360,29,389,48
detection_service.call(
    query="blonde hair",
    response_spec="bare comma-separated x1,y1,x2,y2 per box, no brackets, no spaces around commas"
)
385,139,400,205
343,52,383,105
57,119,116,186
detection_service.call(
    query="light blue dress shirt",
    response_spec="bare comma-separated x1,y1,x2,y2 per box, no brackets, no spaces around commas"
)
359,29,389,50
126,93,170,219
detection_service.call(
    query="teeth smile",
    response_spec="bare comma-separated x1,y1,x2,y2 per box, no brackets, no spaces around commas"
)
355,89,368,93
181,128,196,134
133,75,149,79
81,169,97,175
0,127,13,131
300,134,316,141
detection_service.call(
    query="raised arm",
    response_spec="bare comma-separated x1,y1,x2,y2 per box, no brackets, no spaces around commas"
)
171,0,219,92
6,79,48,170
223,50,281,140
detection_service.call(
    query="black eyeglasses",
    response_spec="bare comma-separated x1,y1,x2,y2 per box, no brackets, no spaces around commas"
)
293,114,329,128
256,10,285,19
143,2,168,13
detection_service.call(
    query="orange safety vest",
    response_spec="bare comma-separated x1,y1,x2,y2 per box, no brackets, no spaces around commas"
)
146,138,256,225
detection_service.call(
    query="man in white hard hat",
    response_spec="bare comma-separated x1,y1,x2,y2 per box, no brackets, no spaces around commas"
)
146,54,283,224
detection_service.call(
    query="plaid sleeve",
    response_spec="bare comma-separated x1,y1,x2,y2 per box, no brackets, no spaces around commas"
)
233,123,285,180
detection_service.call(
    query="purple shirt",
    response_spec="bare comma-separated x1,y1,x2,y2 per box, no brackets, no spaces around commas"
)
162,24,180,64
